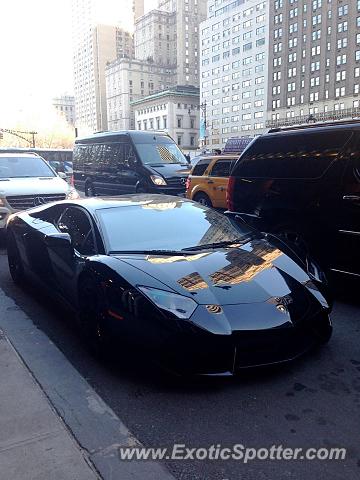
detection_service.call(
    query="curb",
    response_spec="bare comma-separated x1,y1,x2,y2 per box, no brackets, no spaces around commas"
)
0,287,175,480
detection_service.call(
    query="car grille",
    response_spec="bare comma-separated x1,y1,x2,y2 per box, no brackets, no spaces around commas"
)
166,177,186,188
6,194,66,210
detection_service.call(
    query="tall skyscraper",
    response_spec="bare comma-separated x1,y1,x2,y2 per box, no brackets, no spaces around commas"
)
133,0,145,21
72,0,136,133
200,0,269,148
106,0,206,131
134,0,207,86
267,0,360,127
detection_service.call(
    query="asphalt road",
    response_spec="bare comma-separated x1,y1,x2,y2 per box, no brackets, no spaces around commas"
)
0,237,359,480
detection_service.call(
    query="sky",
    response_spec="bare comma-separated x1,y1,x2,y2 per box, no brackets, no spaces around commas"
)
0,0,158,127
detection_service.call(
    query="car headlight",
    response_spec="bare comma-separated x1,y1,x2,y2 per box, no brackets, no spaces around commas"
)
66,188,80,200
150,175,167,186
0,197,5,207
137,286,197,319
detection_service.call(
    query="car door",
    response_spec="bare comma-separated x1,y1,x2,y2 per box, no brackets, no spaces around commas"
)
114,143,140,193
20,207,62,286
208,159,234,208
93,144,114,195
334,148,360,275
48,206,97,304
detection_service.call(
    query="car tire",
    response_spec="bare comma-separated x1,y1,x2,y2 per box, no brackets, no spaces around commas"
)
194,192,213,208
7,230,26,285
78,276,108,357
85,181,96,197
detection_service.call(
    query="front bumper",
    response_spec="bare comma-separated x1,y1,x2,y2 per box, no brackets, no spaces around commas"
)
159,310,331,375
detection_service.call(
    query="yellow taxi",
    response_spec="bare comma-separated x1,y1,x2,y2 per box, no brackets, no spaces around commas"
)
185,155,238,208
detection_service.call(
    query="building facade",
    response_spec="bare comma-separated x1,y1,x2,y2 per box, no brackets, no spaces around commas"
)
52,95,76,126
105,1,206,134
72,0,136,134
267,0,360,127
200,0,269,149
132,85,200,153
135,0,207,86
106,59,176,130
135,8,176,65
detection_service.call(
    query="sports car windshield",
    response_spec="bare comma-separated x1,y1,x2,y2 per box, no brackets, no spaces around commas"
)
0,156,56,178
96,200,253,253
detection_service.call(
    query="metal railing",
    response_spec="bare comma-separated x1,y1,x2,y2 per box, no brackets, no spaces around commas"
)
266,107,360,129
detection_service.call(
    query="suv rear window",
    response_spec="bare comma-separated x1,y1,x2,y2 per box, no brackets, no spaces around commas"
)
192,158,212,176
234,130,352,179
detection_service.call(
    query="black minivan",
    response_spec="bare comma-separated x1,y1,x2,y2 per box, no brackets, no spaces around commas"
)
73,131,190,197
227,121,360,277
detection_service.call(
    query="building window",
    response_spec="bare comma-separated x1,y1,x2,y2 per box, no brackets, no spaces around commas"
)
177,117,182,128
177,136,182,146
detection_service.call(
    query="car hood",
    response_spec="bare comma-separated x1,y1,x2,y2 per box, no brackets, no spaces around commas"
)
115,239,316,306
0,177,69,196
148,163,190,178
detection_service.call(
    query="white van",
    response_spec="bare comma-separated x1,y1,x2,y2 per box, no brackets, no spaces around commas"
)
0,153,79,230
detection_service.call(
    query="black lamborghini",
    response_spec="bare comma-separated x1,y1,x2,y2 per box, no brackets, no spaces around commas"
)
6,195,332,374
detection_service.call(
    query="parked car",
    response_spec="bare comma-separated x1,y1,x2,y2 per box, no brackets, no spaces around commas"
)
73,130,190,197
0,153,79,231
227,121,360,277
7,195,332,375
0,148,74,185
48,160,74,185
186,155,239,208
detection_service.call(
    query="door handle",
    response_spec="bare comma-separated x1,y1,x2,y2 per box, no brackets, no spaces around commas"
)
207,180,214,184
343,195,360,203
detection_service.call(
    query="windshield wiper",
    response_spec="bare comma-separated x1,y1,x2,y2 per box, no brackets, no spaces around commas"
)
182,238,252,252
109,249,197,256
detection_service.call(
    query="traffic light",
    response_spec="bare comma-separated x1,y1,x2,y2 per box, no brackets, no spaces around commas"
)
0,131,3,140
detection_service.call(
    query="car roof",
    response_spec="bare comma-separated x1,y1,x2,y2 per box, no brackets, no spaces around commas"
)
194,155,237,162
54,194,193,213
75,130,171,144
0,153,40,158
266,121,360,137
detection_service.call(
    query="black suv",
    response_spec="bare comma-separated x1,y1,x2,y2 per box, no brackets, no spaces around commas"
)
227,121,360,277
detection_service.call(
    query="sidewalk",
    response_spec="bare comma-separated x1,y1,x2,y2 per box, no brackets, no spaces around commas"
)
0,329,99,480
0,286,175,480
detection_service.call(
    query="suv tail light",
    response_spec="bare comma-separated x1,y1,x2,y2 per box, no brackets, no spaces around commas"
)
227,176,235,211
185,177,190,191
70,174,75,187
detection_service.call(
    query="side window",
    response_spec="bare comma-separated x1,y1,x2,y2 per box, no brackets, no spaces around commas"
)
124,143,136,165
236,131,352,179
83,145,93,172
192,159,212,176
354,155,360,181
57,208,96,256
104,143,121,169
73,145,87,171
210,160,232,177
93,144,106,170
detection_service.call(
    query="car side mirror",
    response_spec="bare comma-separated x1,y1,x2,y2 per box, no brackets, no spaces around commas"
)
58,172,67,180
44,232,72,248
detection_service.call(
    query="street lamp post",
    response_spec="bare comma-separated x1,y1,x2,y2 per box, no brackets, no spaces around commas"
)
200,100,207,147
